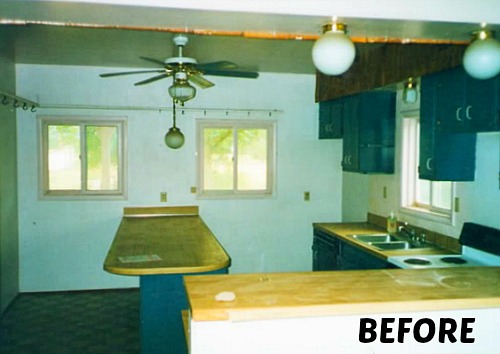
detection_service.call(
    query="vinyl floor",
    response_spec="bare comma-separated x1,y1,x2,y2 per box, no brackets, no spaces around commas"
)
0,289,140,354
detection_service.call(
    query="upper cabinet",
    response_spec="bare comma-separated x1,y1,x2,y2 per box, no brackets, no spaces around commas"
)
422,67,500,133
420,70,477,181
341,91,396,174
318,99,343,139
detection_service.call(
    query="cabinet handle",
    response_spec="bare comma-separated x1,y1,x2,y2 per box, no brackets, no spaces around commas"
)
465,105,472,120
456,107,463,121
347,155,352,165
426,157,433,171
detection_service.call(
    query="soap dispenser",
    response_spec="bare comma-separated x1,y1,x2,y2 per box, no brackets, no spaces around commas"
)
387,212,398,234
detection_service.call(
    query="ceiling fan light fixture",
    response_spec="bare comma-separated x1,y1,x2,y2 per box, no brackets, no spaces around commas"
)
312,22,356,76
403,77,418,104
168,72,196,104
463,29,500,80
164,126,185,149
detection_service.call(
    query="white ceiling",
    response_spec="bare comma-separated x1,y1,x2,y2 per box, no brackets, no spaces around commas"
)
1,0,500,74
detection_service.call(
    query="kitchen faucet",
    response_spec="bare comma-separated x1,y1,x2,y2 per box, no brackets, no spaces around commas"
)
398,222,416,241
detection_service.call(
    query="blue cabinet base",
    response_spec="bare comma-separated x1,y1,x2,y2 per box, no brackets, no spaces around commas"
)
140,268,228,354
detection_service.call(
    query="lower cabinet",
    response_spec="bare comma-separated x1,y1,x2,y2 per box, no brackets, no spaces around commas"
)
312,229,393,271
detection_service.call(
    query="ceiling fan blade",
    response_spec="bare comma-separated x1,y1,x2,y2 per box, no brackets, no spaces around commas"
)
140,56,167,66
197,61,238,71
202,69,259,79
134,73,170,86
188,74,215,88
100,69,165,78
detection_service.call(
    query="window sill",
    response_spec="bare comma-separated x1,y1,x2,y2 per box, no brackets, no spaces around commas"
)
399,206,454,226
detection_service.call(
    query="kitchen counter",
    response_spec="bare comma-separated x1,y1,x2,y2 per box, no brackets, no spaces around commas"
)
185,267,500,322
104,206,230,275
313,222,454,261
103,206,230,354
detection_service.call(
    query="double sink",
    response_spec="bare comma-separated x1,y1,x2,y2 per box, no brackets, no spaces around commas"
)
350,233,433,251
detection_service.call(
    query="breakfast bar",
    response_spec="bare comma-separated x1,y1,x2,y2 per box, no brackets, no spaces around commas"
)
103,206,231,354
185,267,500,353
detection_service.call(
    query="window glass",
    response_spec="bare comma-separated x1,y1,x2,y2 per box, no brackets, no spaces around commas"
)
198,120,275,198
47,125,81,190
40,117,126,198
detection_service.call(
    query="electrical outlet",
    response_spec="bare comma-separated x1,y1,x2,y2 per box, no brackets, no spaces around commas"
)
454,197,460,213
304,191,310,201
160,192,167,202
190,186,197,194
383,186,387,199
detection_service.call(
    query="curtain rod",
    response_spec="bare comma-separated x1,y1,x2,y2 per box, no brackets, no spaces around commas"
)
37,102,283,115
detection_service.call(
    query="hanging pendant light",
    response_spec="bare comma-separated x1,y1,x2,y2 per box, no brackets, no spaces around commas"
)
463,29,500,80
312,22,356,76
402,77,418,104
168,71,196,105
164,99,185,149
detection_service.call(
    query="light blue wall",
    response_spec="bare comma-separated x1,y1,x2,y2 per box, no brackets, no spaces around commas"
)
0,32,20,312
16,64,343,292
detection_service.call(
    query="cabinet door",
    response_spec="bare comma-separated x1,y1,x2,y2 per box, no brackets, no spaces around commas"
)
337,240,390,270
420,74,477,181
312,232,339,271
319,100,343,139
434,67,467,132
341,95,360,172
465,74,499,132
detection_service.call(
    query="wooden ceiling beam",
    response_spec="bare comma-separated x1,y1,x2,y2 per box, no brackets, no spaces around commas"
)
315,43,466,102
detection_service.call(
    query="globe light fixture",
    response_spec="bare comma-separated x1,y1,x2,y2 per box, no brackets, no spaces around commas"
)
402,77,418,104
463,30,500,80
168,71,196,105
312,22,356,76
164,99,185,149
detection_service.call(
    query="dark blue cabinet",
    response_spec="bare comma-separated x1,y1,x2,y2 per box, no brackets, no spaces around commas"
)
341,91,396,174
420,71,477,181
425,66,499,133
318,99,343,139
312,228,393,271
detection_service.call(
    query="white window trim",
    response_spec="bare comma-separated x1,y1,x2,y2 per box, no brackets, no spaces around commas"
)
399,112,455,225
196,119,276,199
38,115,127,200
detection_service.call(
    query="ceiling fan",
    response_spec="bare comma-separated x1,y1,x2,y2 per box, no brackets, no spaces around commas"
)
99,34,259,104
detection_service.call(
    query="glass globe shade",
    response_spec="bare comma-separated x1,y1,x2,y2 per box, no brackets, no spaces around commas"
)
164,127,185,149
168,81,196,103
463,37,500,80
312,29,356,75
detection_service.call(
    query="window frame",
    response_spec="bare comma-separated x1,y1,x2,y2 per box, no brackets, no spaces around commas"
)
38,115,127,200
196,119,276,199
400,112,455,224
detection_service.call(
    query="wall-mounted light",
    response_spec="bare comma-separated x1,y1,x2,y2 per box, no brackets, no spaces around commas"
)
463,29,500,80
402,77,418,104
164,99,185,149
168,71,196,105
312,22,356,76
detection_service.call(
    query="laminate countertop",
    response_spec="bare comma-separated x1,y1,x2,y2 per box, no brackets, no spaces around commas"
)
185,222,499,322
185,267,500,322
313,222,455,260
103,206,230,276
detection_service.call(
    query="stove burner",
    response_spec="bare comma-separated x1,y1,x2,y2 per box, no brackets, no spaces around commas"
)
440,256,467,264
404,258,431,265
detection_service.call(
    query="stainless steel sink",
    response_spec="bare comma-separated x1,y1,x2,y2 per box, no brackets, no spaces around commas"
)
350,233,434,250
352,234,398,243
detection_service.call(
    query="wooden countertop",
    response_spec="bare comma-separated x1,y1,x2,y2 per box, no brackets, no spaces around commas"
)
185,267,500,322
103,206,230,275
313,222,455,260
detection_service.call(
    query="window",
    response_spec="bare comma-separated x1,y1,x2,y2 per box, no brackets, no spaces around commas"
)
39,116,126,198
401,114,453,219
197,119,276,198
